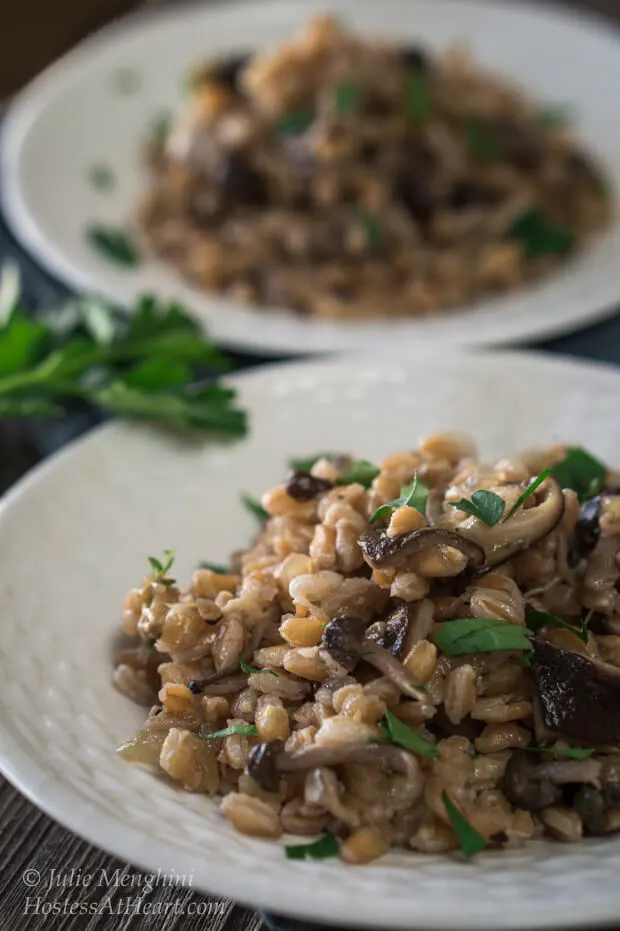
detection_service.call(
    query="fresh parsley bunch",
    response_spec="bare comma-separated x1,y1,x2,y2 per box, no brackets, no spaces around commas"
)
0,269,246,436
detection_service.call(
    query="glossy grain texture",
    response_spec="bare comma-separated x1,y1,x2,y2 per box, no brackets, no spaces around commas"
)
3,353,620,928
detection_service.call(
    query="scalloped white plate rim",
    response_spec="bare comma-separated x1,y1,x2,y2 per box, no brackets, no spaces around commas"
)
3,0,620,356
3,350,620,928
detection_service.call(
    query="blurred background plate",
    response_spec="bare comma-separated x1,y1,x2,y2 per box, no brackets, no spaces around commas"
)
3,0,620,356
3,349,620,929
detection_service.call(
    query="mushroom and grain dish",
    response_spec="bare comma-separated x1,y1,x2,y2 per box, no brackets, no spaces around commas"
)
139,16,610,321
116,435,620,863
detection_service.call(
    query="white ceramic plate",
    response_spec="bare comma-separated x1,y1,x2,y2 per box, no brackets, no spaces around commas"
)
2,0,620,356
2,350,620,928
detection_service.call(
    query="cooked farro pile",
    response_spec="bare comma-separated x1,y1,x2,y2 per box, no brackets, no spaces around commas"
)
139,15,610,321
116,434,620,862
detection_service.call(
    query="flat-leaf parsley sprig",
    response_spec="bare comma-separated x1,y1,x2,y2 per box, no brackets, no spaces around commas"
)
0,276,247,436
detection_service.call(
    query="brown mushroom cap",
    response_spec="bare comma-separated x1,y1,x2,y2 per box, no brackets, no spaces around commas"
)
376,603,412,658
246,739,285,792
359,528,485,572
532,639,620,745
321,615,367,672
286,471,333,501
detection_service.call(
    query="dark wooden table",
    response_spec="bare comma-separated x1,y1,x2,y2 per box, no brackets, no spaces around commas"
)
2,1,620,929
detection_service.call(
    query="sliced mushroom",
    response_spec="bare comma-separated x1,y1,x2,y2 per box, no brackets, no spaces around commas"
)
537,759,601,788
428,476,565,570
321,615,367,672
425,488,447,528
377,603,412,658
304,767,360,827
201,673,249,695
193,616,270,689
473,476,564,568
359,528,484,572
314,676,358,707
531,639,620,745
503,750,561,811
360,638,429,705
245,738,425,802
246,739,285,792
279,742,423,786
583,534,620,615
322,578,388,621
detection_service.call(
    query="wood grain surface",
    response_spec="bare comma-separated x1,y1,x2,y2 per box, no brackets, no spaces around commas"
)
1,2,620,928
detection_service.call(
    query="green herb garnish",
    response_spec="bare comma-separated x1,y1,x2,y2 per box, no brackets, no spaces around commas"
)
337,459,380,488
380,709,438,759
276,107,315,135
88,164,115,191
552,447,606,503
370,472,429,524
357,210,381,250
433,618,533,657
201,724,258,740
525,607,588,644
335,82,359,115
450,489,505,526
198,561,230,574
113,68,141,94
504,469,552,521
442,792,486,858
241,494,269,520
405,72,430,122
285,834,339,861
465,118,501,159
523,746,594,760
86,225,140,267
0,289,246,433
289,453,337,471
239,654,278,678
148,549,175,585
507,208,573,258
537,105,572,127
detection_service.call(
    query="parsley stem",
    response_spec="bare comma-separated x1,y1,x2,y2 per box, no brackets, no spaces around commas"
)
0,333,223,397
